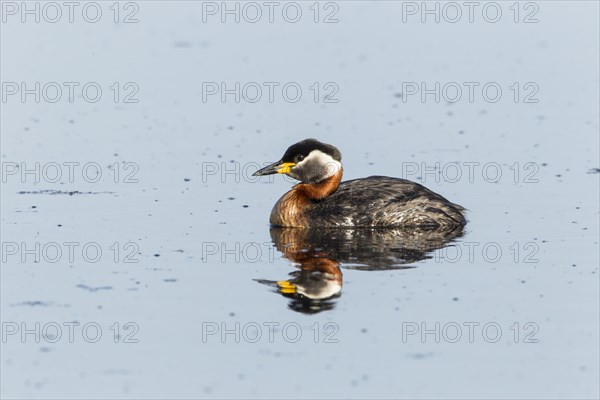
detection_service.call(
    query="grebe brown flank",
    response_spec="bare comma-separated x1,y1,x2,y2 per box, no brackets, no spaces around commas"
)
253,139,467,228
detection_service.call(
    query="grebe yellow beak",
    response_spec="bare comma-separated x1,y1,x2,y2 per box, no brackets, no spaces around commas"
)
253,161,296,176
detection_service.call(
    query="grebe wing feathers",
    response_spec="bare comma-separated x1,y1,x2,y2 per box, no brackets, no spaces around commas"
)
306,176,466,228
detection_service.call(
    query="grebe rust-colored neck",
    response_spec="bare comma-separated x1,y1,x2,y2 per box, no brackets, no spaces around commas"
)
269,168,343,227
294,167,343,200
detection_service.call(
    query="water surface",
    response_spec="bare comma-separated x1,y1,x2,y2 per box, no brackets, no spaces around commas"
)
1,2,599,398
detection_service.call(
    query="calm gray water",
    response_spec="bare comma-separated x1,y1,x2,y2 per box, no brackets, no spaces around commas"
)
1,1,599,399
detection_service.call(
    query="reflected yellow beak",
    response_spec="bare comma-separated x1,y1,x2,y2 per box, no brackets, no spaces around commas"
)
277,280,297,294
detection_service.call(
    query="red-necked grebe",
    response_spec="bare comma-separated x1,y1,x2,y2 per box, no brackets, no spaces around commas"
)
253,139,467,229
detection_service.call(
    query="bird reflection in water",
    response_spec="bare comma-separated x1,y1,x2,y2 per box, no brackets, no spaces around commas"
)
255,226,465,314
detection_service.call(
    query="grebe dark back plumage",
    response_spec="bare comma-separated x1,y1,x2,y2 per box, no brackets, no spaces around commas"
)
253,139,467,229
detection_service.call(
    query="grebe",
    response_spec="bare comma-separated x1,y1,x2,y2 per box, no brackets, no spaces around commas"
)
253,139,467,229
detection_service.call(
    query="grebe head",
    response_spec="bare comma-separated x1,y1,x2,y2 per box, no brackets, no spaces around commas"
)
253,139,342,183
